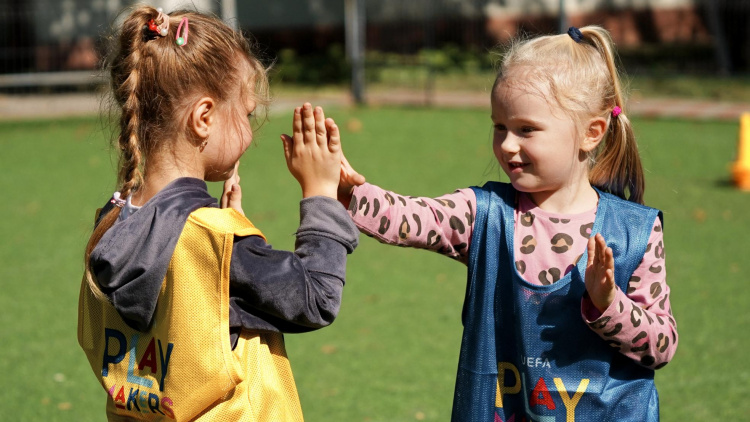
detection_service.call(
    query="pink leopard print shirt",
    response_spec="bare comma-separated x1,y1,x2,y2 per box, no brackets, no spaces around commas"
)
349,183,678,369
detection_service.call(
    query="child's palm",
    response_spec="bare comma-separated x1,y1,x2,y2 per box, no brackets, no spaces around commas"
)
585,233,616,313
281,104,341,199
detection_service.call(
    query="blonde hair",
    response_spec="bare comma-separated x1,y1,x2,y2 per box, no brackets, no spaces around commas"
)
495,25,644,204
85,5,269,300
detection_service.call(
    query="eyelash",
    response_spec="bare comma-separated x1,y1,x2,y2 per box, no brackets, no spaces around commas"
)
494,124,536,134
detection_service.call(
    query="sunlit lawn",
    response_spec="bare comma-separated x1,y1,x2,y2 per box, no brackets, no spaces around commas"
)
0,106,747,421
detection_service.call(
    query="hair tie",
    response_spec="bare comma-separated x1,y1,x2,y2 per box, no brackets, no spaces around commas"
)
612,106,623,118
176,17,189,46
143,8,169,38
567,26,583,43
155,8,169,37
110,192,126,208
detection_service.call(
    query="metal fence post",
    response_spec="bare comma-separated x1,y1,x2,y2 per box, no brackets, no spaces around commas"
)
345,0,366,105
221,0,238,31
558,0,567,34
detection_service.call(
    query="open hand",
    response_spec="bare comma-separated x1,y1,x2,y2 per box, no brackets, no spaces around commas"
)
221,161,244,215
281,103,340,199
585,233,616,312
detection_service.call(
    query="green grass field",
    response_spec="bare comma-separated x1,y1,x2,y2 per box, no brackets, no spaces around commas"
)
1,106,748,421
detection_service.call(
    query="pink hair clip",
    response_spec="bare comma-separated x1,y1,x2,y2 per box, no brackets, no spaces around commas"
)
175,17,189,46
110,192,126,208
612,106,623,117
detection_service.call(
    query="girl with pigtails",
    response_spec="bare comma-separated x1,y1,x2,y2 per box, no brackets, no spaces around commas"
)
78,6,356,421
331,26,678,421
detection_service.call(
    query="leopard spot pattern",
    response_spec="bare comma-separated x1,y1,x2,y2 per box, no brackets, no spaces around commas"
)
449,215,466,234
520,235,536,254
516,260,526,274
627,276,641,294
412,214,422,236
603,323,623,337
427,230,441,247
649,282,663,299
348,194,358,216
398,215,410,239
630,306,644,327
580,222,594,238
538,268,561,285
589,316,611,330
550,233,574,253
359,196,369,216
436,198,456,208
520,211,535,227
372,198,381,218
378,216,390,235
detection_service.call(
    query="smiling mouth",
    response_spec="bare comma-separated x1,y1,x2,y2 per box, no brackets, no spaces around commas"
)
508,162,527,169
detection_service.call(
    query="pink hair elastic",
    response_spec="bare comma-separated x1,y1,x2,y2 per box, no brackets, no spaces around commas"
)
175,17,189,46
612,106,623,117
110,192,126,208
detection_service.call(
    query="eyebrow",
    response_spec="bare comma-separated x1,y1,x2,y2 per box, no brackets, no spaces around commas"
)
491,114,544,126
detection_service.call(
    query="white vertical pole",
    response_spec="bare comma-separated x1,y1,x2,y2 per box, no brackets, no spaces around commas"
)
221,0,238,30
558,0,567,34
345,0,366,104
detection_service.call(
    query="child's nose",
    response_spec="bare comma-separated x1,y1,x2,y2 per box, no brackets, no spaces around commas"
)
499,134,521,154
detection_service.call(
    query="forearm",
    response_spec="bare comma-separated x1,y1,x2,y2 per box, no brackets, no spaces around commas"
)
229,196,358,333
583,220,677,369
349,182,476,263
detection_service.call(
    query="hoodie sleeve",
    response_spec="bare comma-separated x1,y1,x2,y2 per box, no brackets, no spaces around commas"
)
228,196,359,334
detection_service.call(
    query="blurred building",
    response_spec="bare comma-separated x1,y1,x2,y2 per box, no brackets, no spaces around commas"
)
0,0,747,88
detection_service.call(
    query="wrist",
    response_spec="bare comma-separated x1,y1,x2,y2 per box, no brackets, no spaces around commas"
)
302,187,337,199
337,185,355,209
591,291,616,314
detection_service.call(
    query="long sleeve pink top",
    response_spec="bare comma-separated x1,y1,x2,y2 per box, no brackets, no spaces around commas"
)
349,182,678,369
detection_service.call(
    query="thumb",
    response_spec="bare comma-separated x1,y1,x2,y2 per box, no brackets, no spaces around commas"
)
228,184,244,216
280,134,292,161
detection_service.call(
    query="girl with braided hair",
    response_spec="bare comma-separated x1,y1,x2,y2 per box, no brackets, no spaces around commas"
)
78,6,356,421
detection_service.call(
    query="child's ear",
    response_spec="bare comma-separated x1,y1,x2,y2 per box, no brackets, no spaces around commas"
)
189,97,216,140
580,116,608,153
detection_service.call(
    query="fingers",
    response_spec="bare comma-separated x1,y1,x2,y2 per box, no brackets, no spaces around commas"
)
326,118,341,153
315,107,327,147
292,106,303,148
228,183,244,216
341,154,366,186
302,103,316,144
586,235,596,267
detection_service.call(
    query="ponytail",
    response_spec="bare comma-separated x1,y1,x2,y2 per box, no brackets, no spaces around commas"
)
579,27,645,204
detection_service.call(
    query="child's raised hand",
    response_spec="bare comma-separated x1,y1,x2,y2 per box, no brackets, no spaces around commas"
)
221,161,244,215
585,233,616,313
281,103,341,199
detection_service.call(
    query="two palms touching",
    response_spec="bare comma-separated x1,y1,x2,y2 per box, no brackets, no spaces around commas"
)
222,104,611,311
220,103,365,214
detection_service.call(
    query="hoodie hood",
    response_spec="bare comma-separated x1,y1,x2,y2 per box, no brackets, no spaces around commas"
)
90,177,217,331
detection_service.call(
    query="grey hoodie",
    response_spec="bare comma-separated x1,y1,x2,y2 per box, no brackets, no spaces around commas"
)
90,177,359,347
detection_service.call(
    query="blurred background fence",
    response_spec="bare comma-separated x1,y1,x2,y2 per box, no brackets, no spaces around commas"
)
1,0,748,100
